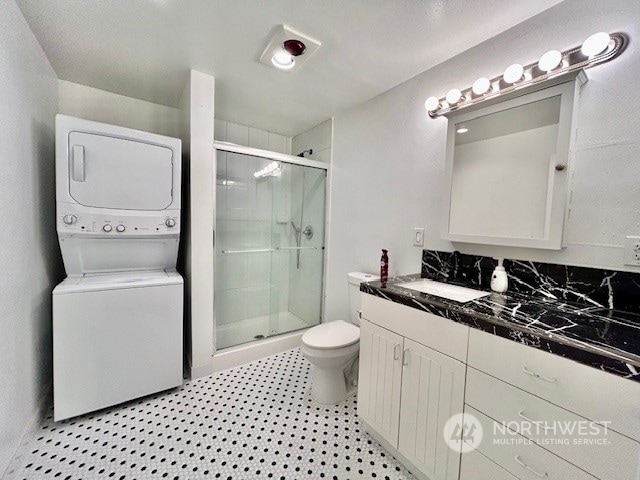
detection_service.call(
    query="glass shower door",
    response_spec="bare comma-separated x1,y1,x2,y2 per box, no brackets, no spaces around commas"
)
268,162,326,338
215,150,326,350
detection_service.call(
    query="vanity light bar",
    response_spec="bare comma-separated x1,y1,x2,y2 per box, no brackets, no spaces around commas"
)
425,32,627,118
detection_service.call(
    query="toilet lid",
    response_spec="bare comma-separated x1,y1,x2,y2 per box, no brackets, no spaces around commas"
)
302,320,360,349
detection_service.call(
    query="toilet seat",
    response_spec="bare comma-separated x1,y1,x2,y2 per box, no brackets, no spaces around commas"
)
302,320,359,349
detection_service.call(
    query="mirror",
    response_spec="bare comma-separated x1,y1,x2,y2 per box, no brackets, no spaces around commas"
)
442,80,580,250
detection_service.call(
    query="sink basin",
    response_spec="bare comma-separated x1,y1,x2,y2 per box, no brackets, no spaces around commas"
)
396,279,491,303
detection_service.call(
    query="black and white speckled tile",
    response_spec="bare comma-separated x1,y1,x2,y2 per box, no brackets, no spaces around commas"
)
5,349,414,480
362,274,640,383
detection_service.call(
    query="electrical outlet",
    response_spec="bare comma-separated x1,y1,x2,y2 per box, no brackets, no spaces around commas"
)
413,228,425,247
624,236,640,266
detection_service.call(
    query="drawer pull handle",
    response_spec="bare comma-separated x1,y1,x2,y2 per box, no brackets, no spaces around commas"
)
518,410,553,432
522,366,558,383
514,455,548,478
393,344,401,361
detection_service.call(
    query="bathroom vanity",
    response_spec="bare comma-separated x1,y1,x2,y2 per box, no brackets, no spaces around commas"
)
357,274,640,480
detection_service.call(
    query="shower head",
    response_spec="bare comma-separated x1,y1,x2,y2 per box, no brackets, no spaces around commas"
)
297,149,313,158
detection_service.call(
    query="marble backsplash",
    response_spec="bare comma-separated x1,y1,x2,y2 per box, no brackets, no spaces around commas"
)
422,250,640,313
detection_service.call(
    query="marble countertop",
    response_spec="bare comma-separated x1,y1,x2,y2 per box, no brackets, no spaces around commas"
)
361,274,640,383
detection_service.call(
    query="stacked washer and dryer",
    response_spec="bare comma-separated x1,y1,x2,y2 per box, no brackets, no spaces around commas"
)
53,115,184,421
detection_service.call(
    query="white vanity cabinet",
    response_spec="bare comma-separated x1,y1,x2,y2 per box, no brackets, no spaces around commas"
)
466,329,640,480
358,294,469,480
358,293,640,480
357,319,403,448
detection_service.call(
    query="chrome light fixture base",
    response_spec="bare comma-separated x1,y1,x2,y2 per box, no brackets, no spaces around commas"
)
426,32,627,118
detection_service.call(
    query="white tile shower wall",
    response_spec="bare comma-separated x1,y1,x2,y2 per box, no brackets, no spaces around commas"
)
214,119,291,155
214,122,293,337
0,1,62,475
292,119,332,161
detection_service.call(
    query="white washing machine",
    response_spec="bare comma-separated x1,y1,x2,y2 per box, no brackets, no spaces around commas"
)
53,115,183,421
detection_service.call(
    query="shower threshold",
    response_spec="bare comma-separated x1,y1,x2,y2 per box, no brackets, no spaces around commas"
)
216,311,311,351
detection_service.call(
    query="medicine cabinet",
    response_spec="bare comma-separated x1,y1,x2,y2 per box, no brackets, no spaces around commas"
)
441,73,584,250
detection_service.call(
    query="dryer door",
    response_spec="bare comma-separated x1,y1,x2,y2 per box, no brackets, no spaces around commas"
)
68,132,173,210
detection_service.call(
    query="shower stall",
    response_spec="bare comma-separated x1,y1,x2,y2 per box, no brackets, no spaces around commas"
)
214,143,327,350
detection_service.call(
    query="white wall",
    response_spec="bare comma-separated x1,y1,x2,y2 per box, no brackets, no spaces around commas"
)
0,0,62,475
58,80,181,137
181,71,216,379
325,0,640,321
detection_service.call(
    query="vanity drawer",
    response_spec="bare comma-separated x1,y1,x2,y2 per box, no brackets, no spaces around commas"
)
468,406,598,480
361,294,469,361
460,449,517,480
466,366,640,480
467,328,640,441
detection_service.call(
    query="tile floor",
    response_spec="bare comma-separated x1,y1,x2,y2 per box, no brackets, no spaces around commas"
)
5,348,414,480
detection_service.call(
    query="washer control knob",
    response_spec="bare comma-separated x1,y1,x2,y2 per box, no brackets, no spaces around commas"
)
103,224,113,232
165,218,176,228
62,214,77,225
116,225,126,233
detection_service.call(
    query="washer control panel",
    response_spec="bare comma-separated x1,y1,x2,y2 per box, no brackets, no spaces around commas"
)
57,211,180,236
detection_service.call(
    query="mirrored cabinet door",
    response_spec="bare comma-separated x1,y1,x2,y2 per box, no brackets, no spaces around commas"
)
442,78,582,250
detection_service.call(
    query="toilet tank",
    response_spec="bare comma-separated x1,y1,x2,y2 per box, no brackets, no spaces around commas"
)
347,272,380,326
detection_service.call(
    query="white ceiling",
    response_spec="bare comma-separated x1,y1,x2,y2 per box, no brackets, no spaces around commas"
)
16,0,565,136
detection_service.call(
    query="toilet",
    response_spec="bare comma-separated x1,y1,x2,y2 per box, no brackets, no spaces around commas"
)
301,271,379,405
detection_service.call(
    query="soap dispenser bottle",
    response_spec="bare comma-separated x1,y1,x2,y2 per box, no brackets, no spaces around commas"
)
491,258,509,293
380,249,389,288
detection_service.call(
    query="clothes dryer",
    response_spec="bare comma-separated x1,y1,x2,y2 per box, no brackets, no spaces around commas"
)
53,115,183,420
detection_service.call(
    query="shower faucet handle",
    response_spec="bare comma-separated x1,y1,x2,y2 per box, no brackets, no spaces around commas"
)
302,225,313,240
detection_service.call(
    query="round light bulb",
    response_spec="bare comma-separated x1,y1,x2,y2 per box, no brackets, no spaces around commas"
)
424,96,440,112
538,50,562,72
472,77,491,96
503,63,524,84
446,88,462,105
271,49,295,69
581,32,611,57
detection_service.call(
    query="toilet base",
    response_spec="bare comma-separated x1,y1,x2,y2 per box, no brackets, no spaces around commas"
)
310,366,357,405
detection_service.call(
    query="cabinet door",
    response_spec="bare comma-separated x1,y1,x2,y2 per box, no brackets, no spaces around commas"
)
398,339,466,480
357,319,404,448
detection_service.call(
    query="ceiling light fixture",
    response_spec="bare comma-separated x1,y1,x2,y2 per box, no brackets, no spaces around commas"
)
423,31,626,118
456,127,469,134
271,49,295,70
283,39,306,57
259,25,321,73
